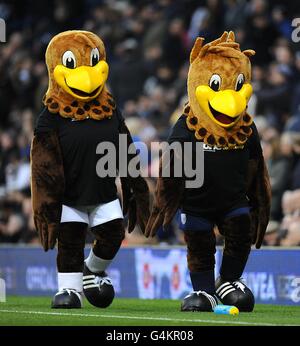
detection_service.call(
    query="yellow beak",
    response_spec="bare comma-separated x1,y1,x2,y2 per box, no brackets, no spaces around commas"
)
54,60,109,101
195,84,253,128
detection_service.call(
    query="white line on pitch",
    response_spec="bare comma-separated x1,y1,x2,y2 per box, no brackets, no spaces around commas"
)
0,309,297,326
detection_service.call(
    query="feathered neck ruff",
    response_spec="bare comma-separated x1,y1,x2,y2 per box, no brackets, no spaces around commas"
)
43,87,116,121
183,104,253,148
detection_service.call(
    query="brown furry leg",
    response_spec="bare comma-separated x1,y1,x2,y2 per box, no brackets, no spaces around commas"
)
91,219,125,260
57,222,87,272
217,214,252,281
184,230,216,292
184,230,216,272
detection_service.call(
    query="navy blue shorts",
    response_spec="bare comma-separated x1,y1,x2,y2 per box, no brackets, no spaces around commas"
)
179,207,250,232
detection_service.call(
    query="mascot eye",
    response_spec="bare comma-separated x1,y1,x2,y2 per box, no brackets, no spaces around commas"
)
235,74,244,91
209,74,221,91
62,51,76,69
90,48,100,66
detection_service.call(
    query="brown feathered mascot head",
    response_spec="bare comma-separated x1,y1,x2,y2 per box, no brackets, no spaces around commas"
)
185,31,255,148
44,30,116,120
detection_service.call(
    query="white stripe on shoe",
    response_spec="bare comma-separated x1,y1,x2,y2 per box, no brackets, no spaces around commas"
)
82,279,96,285
207,295,217,309
83,284,99,289
220,287,236,299
73,291,83,305
216,282,231,294
197,291,217,309
218,284,234,296
83,275,95,281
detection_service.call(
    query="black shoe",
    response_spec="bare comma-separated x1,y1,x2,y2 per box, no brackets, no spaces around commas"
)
51,289,82,309
83,263,115,308
215,277,255,312
181,291,218,312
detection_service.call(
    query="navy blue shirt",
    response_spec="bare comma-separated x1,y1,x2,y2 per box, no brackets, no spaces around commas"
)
168,115,262,220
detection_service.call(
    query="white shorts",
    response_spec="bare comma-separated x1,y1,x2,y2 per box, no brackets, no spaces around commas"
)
60,199,123,228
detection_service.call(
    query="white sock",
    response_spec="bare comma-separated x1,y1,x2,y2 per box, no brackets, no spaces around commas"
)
85,249,112,273
57,272,83,292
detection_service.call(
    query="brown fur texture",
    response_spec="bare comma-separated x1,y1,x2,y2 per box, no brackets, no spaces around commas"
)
31,131,65,251
121,175,150,234
57,222,87,272
43,89,116,121
44,30,116,120
217,214,252,281
218,214,252,260
184,214,253,276
91,219,125,260
118,120,150,234
186,31,255,148
184,230,216,272
246,157,271,248
145,151,184,238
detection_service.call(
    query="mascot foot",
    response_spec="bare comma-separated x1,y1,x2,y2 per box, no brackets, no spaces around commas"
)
215,277,255,312
181,291,218,312
83,263,115,308
51,289,82,309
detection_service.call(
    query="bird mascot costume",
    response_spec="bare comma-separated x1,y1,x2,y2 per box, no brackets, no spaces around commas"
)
31,31,149,309
145,32,271,312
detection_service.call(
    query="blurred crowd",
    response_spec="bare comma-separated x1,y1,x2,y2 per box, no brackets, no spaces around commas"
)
0,0,300,246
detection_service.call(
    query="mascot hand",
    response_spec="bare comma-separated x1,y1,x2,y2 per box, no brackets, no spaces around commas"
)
144,205,174,238
145,173,184,238
33,203,61,251
34,218,59,251
251,208,269,249
121,177,150,234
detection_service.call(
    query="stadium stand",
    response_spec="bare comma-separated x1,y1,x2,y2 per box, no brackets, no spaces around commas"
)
0,0,300,246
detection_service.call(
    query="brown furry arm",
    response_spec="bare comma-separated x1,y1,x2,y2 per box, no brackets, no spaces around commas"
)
145,152,184,238
119,121,150,234
247,155,271,249
31,131,64,251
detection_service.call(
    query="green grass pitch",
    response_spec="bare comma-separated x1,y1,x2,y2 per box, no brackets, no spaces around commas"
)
0,297,299,326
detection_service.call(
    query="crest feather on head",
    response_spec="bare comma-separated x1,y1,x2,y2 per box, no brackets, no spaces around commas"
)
190,31,255,64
